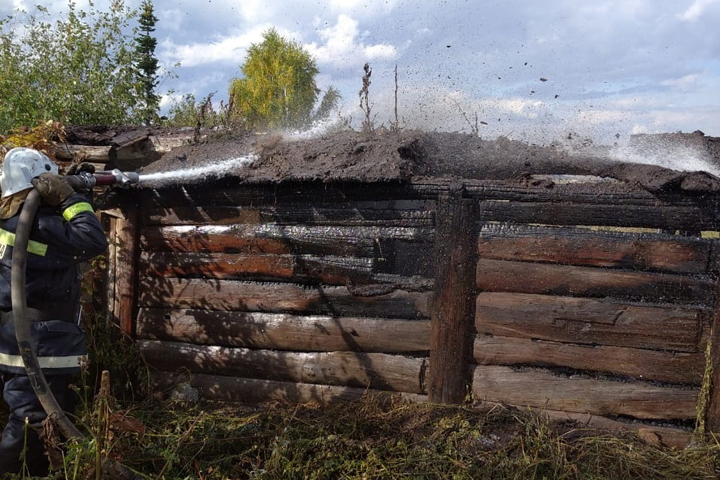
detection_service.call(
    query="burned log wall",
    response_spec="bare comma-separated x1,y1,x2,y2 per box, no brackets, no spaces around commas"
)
110,176,720,442
467,178,720,442
127,182,436,404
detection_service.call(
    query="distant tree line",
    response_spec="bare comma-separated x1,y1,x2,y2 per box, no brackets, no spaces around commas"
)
0,1,339,136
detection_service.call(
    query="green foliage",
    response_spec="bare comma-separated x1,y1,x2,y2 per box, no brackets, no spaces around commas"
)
229,28,340,131
163,92,232,130
133,0,160,126
0,0,159,134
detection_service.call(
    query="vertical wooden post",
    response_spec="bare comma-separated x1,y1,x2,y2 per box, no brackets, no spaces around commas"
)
113,205,139,336
428,187,478,403
705,245,720,432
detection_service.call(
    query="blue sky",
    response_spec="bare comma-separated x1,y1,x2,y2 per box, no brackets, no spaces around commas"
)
2,0,719,145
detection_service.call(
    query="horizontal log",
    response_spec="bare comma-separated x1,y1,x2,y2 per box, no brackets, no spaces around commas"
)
144,205,433,227
151,371,428,405
139,252,375,284
53,144,112,162
476,259,715,306
140,225,435,277
478,200,718,230
136,179,717,209
478,224,712,274
139,197,435,227
138,278,431,319
482,401,694,450
472,365,698,420
137,309,431,353
474,335,704,385
463,179,706,207
141,224,375,255
139,340,428,393
475,292,705,352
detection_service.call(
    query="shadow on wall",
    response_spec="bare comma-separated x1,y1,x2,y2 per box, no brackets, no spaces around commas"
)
132,184,437,404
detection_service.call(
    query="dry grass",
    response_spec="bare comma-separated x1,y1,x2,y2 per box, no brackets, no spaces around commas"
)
63,393,720,480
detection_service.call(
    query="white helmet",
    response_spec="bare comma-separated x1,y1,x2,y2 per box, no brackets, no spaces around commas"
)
0,147,58,198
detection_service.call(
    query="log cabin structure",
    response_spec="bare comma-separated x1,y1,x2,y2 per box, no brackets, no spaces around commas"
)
72,126,720,447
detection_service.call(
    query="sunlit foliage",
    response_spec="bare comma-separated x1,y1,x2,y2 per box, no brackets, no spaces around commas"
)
229,28,340,131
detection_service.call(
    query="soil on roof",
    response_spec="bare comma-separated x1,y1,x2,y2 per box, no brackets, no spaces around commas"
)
74,126,720,194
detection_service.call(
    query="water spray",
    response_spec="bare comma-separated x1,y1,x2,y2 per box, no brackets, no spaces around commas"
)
137,154,257,187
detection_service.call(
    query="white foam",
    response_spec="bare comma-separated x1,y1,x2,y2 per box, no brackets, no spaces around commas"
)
138,154,257,187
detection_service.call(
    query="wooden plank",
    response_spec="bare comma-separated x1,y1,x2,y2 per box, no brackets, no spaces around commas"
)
478,201,717,231
476,259,715,306
113,206,138,335
475,292,705,352
137,309,431,353
705,249,720,432
474,335,704,385
472,365,698,420
429,193,477,403
139,340,428,394
139,252,375,285
110,128,150,148
140,203,435,227
103,215,118,324
151,371,428,405
137,278,432,319
478,224,711,274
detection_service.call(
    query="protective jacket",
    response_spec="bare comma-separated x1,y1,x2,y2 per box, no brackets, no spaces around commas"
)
0,192,108,374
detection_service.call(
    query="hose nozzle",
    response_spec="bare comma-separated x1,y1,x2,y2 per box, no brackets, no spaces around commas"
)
65,169,140,192
94,169,140,187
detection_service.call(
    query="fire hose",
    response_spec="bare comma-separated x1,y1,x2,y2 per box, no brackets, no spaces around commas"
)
11,169,142,478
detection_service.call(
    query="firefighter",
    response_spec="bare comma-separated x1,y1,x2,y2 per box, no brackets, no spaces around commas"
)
0,148,107,476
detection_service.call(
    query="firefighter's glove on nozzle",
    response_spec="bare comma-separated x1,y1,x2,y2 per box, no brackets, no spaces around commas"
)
31,173,74,206
66,162,95,176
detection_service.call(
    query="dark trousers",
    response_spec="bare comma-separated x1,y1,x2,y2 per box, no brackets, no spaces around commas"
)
0,372,75,477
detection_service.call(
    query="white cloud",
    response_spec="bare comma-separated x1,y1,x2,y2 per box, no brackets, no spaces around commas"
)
237,0,272,23
328,0,398,15
485,98,545,117
160,25,270,67
305,14,398,68
678,0,720,21
158,8,183,32
661,73,702,88
575,109,630,125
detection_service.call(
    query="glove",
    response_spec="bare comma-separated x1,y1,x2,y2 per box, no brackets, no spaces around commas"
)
31,173,75,206
66,162,96,175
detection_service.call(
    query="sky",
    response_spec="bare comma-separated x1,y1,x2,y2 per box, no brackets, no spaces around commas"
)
2,0,719,146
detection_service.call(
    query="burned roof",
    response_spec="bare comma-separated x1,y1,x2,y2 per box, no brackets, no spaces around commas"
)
138,129,720,194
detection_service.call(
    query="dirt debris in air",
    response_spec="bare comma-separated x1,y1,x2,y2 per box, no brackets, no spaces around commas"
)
140,129,720,194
